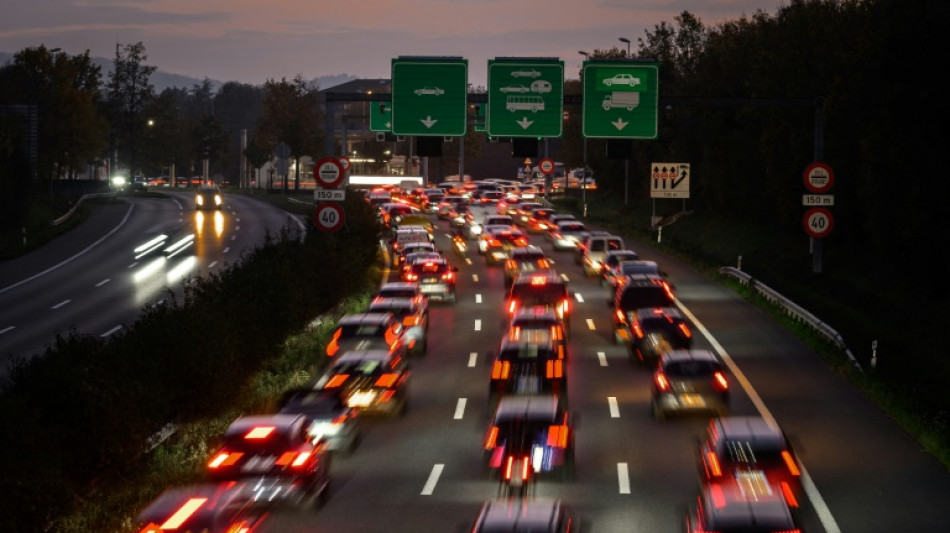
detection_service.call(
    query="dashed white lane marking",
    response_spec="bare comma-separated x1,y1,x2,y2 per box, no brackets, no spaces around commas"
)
586,318,596,330
51,299,71,309
223,247,230,254
608,396,620,418
208,261,218,268
598,351,607,366
472,274,479,282
474,319,482,331
95,278,111,287
230,235,237,241
454,398,467,420
475,294,482,304
468,352,478,367
128,262,138,269
617,463,631,494
574,292,584,303
100,325,122,337
465,258,472,265
421,464,445,495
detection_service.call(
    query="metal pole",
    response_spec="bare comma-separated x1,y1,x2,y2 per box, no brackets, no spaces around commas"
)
582,137,587,217
459,135,464,182
624,159,629,205
812,98,824,274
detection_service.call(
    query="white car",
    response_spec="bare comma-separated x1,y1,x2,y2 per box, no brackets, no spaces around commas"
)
414,86,445,96
603,73,641,87
500,85,531,94
511,69,541,78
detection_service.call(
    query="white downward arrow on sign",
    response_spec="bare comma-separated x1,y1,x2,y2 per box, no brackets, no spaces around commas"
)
612,118,629,130
516,117,533,129
385,121,391,128
421,116,438,128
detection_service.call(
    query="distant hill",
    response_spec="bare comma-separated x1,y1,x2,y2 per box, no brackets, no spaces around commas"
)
1,51,357,93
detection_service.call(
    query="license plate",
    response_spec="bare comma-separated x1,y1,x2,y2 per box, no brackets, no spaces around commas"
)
516,376,540,393
241,455,275,473
419,284,444,293
422,277,438,284
679,394,706,407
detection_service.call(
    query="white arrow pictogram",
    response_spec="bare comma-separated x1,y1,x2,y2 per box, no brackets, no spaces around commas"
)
385,121,391,128
421,116,438,128
612,118,629,130
516,117,534,129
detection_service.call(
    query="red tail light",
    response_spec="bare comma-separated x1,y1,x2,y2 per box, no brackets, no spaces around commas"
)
485,426,499,450
712,371,729,391
379,390,395,402
375,372,399,388
405,272,418,281
326,329,341,356
558,298,570,316
504,455,514,480
546,359,563,379
654,372,671,391
325,374,349,388
491,361,511,380
546,424,569,448
678,323,692,338
505,259,516,270
782,450,801,476
208,451,243,468
507,300,518,314
441,271,454,281
705,450,722,477
780,481,799,508
615,309,627,323
632,322,644,339
403,316,420,327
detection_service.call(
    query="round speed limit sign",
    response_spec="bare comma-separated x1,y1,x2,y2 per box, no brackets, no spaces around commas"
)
314,202,344,233
803,207,833,238
539,158,555,175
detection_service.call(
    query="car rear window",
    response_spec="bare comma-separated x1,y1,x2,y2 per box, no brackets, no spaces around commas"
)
339,324,387,338
618,286,673,309
499,344,557,360
664,360,721,377
511,283,568,304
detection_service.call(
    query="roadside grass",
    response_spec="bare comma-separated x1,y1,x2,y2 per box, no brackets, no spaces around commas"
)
0,199,91,259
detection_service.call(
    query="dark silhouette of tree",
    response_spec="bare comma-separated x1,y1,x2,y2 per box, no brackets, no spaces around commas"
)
108,42,156,177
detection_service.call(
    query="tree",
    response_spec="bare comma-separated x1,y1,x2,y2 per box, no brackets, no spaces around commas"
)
108,42,157,177
255,76,324,189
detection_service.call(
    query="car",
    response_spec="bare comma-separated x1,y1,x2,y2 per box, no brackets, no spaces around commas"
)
651,349,730,420
205,414,331,507
131,177,148,192
603,73,641,87
376,281,427,304
525,207,556,233
500,84,531,94
510,68,542,79
470,498,577,533
576,233,624,276
477,225,519,253
134,482,271,533
475,190,506,204
393,240,437,268
400,250,442,279
549,221,588,251
195,184,222,210
609,274,676,319
315,349,410,416
512,201,544,225
506,272,571,333
483,394,575,481
368,296,429,356
324,312,406,359
413,86,444,96
378,202,419,228
390,226,432,258
489,335,567,402
684,475,803,533
611,261,666,290
496,195,521,216
506,306,569,350
484,228,529,266
599,250,642,286
277,387,362,455
503,246,553,288
403,257,458,303
698,416,803,504
615,306,692,365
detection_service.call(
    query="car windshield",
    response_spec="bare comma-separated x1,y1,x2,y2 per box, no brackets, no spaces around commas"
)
328,360,383,376
511,285,567,305
664,360,721,377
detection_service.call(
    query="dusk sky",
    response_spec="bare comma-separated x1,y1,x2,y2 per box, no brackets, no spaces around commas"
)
1,0,787,88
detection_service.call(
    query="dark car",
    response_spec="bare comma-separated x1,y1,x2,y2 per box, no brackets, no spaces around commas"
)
506,272,571,333
277,388,362,455
599,249,641,287
609,274,676,323
615,306,692,365
604,260,662,291
325,312,405,359
483,394,575,481
195,184,222,210
484,228,529,266
205,414,331,508
404,257,458,303
698,416,803,506
505,306,568,351
135,482,271,533
503,246,554,288
684,475,802,533
315,349,410,416
489,336,567,403
651,349,730,420
470,498,577,533
367,296,429,356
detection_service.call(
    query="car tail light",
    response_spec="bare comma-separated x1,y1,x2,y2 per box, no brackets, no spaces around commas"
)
385,327,398,345
509,327,521,341
379,390,395,402
705,451,722,477
632,322,644,339
712,371,729,391
782,450,801,476
547,424,569,448
484,426,499,449
505,259,516,270
678,323,693,338
654,372,671,392
441,271,454,281
515,238,528,246
546,359,563,379
530,275,547,286
245,426,276,439
148,497,208,531
780,481,799,508
663,281,675,301
405,272,418,281
504,455,531,482
491,361,511,380
208,451,243,468
558,298,570,316
615,309,627,324
326,329,341,356
403,316,420,327
507,300,518,314
325,374,349,388
375,372,399,387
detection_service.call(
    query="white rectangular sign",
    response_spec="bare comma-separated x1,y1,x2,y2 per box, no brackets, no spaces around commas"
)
314,188,345,201
802,194,834,206
650,162,690,199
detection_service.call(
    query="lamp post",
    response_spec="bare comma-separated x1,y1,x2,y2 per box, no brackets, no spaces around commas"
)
578,51,590,216
619,38,632,205
618,37,631,57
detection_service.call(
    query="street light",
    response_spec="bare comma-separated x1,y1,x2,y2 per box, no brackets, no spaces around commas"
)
618,37,630,57
578,51,589,217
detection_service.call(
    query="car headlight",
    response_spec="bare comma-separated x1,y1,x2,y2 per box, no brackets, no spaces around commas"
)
214,194,222,205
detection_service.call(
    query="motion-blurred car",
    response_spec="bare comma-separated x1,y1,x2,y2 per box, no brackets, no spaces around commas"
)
506,272,572,333
684,475,803,533
315,349,410,416
195,184,222,210
503,246,553,288
525,208,556,233
470,499,577,533
616,306,692,365
403,257,458,304
375,282,429,315
483,228,529,266
609,274,676,321
506,306,568,350
277,388,361,455
576,233,624,276
651,349,730,420
135,482,271,533
205,414,331,508
367,296,429,356
393,241,437,269
604,260,663,290
489,336,567,402
698,416,803,505
324,312,405,359
549,221,588,251
483,394,575,481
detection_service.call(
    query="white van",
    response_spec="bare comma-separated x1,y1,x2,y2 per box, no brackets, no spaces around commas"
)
578,234,625,276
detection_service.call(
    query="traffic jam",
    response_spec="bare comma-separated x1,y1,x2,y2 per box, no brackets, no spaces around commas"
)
134,179,808,532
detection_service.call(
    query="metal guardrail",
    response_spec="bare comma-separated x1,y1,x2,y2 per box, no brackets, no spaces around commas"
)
718,266,862,372
50,192,116,226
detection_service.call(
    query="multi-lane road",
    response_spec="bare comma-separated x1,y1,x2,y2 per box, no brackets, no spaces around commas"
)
4,193,950,531
0,190,304,379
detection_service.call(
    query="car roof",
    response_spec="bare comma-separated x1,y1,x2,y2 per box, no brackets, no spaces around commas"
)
509,246,545,258
223,414,307,439
634,306,684,321
493,394,563,422
474,499,566,532
661,349,720,364
511,307,560,322
368,297,417,312
513,271,565,286
332,349,394,364
498,338,558,359
709,416,788,449
337,312,395,326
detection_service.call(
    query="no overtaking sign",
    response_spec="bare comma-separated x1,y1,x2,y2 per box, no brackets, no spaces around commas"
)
315,157,344,188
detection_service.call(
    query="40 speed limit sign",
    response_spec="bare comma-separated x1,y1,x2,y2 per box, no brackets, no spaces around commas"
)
803,207,833,238
314,202,344,233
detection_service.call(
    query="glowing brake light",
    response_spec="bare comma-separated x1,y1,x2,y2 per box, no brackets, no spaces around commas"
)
485,426,499,449
654,372,671,392
159,497,208,530
508,300,518,314
781,450,801,476
491,361,511,380
326,329,341,357
291,451,313,468
441,271,454,281
375,372,399,388
780,481,799,508
546,424,569,448
208,451,243,468
530,276,547,286
712,371,729,391
678,323,692,338
705,450,722,477
325,374,350,388
545,359,563,379
403,316,420,327
245,426,276,439
632,322,644,339
615,309,627,324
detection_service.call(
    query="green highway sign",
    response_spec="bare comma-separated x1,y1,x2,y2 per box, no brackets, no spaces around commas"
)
370,101,392,132
391,58,468,136
487,59,564,137
582,61,659,139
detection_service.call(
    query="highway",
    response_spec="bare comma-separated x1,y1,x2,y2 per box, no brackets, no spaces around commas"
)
0,190,305,379
255,208,950,532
